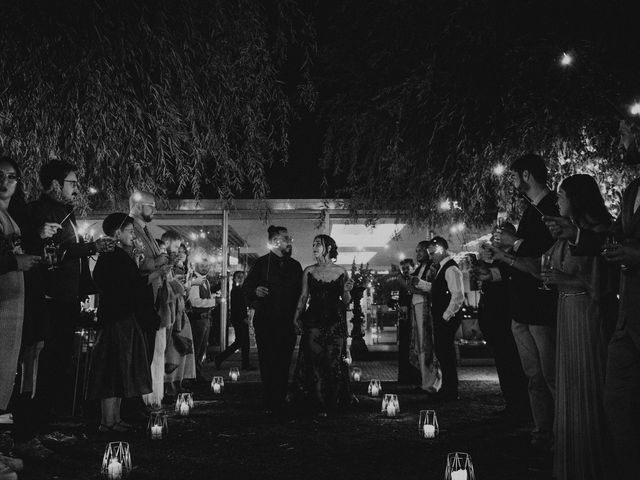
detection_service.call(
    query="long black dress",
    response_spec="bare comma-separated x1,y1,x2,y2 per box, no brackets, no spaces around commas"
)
292,273,352,412
88,247,152,399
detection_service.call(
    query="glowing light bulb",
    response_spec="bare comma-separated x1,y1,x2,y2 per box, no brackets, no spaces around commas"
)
630,102,640,116
560,52,573,67
199,232,206,238
88,187,98,194
190,233,197,241
439,200,451,211
133,191,142,202
492,164,506,176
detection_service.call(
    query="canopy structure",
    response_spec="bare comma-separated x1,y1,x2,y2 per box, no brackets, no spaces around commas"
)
81,198,488,272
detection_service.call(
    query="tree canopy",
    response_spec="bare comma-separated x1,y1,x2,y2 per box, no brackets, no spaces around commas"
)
0,0,315,206
315,0,640,226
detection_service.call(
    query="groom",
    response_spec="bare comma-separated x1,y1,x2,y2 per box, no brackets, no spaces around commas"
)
243,226,302,415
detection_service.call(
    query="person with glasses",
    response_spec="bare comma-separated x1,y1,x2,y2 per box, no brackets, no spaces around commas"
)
30,160,115,423
243,225,303,416
1,155,53,470
88,213,153,433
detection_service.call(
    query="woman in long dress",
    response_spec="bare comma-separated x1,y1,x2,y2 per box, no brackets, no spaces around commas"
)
542,175,616,480
291,235,354,416
89,213,152,432
0,157,41,415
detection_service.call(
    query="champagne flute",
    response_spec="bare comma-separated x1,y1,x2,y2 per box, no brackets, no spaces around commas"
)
539,253,552,291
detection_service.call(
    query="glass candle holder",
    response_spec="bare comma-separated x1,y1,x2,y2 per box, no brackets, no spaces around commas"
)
418,410,439,439
381,394,400,417
101,441,131,479
175,392,193,416
351,367,362,382
445,452,476,480
211,376,225,394
147,412,168,440
229,367,240,382
367,379,382,397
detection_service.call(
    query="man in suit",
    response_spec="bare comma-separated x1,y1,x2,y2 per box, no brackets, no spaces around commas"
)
424,237,464,401
243,226,302,416
545,175,640,477
492,153,558,451
31,160,114,420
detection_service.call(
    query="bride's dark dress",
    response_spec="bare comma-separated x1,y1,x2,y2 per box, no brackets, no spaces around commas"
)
292,272,352,412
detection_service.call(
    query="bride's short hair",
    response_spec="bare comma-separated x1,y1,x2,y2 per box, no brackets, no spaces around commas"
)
315,234,338,260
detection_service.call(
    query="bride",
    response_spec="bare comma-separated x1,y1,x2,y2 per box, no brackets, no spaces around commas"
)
291,234,354,416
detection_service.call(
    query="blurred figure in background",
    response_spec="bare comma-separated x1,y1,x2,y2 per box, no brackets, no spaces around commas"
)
188,248,216,384
215,271,255,371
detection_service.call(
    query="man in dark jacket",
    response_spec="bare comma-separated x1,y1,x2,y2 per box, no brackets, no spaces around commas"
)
215,271,255,371
31,160,114,418
243,226,302,415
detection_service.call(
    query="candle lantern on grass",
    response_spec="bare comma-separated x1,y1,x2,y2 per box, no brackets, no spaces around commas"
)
147,412,168,440
351,367,362,382
381,394,400,417
445,452,476,480
175,392,193,416
211,376,225,394
101,441,131,479
229,367,240,382
367,379,382,397
418,410,439,438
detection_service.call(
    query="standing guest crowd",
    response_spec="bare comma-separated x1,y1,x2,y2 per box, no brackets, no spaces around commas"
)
1,151,640,480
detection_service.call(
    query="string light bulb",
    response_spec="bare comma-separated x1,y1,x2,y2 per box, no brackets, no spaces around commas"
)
560,52,573,67
88,187,98,194
630,102,640,116
439,200,451,211
492,164,506,176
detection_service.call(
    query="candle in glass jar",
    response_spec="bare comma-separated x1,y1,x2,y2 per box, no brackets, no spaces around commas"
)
423,424,436,438
151,425,162,440
107,459,123,479
179,402,190,416
451,469,468,480
353,372,361,382
370,385,379,397
230,372,238,382
386,404,396,417
213,383,221,394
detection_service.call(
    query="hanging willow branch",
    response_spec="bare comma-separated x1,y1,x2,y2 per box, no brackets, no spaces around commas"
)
0,0,316,208
317,0,640,227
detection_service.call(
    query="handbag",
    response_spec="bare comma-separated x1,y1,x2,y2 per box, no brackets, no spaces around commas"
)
171,331,193,356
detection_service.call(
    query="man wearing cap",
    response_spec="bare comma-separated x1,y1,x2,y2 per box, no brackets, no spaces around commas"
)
423,236,465,401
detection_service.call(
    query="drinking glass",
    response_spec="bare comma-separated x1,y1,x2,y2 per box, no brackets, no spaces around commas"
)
539,253,552,290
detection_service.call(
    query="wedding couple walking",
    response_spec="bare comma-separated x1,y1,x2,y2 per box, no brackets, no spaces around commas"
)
243,226,355,417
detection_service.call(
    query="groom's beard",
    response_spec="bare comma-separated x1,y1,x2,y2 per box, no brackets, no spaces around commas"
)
282,246,292,257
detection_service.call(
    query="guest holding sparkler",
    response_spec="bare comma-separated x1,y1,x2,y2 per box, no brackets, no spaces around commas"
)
31,160,115,421
475,223,529,421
